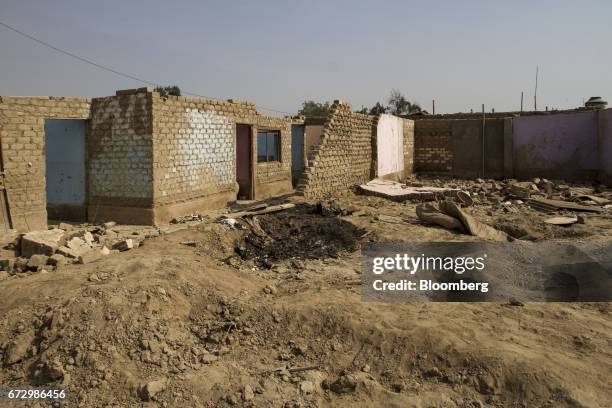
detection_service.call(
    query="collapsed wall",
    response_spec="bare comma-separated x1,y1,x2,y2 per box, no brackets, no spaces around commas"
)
296,102,376,198
296,102,413,198
0,96,91,231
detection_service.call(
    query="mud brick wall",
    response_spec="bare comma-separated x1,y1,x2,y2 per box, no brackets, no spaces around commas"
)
88,89,153,221
403,118,415,176
151,92,292,220
0,96,91,231
298,101,376,198
414,119,453,173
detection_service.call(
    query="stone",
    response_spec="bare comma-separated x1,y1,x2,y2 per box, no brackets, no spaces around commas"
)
21,229,65,257
48,254,68,266
0,271,9,280
241,384,254,401
299,381,315,394
27,254,49,270
103,221,117,229
113,239,133,251
58,222,74,231
140,378,167,401
78,249,103,264
101,246,111,255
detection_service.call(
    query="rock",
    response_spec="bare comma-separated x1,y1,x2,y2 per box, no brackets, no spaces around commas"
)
241,384,254,401
101,246,111,255
103,221,117,229
113,239,133,252
48,254,68,266
78,249,103,264
299,381,315,394
27,254,49,270
21,229,65,257
58,222,74,231
140,378,167,401
0,271,9,280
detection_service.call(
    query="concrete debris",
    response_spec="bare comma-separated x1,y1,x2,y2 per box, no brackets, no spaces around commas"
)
417,201,509,241
544,216,578,226
48,254,68,266
528,197,603,213
113,239,134,252
21,229,66,258
359,179,459,202
27,254,49,270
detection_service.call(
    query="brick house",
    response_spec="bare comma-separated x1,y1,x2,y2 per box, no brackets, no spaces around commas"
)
0,87,293,231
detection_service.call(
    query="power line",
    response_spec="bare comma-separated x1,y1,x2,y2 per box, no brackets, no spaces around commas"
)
0,20,293,115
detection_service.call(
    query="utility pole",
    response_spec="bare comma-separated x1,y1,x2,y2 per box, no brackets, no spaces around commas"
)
534,66,539,111
432,99,435,115
481,104,486,178
520,91,524,112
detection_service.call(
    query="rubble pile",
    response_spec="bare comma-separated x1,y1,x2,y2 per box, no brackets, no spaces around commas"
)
410,176,611,215
0,222,161,277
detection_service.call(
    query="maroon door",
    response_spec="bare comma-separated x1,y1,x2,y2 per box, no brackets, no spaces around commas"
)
236,124,252,199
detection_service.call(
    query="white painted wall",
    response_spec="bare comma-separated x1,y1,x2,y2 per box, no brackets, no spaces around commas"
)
376,114,404,176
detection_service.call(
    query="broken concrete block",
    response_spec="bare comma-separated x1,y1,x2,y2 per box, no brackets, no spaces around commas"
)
21,229,65,258
101,246,110,256
103,221,116,229
140,378,167,401
48,254,68,267
78,249,103,264
58,222,74,231
113,239,133,252
27,254,49,270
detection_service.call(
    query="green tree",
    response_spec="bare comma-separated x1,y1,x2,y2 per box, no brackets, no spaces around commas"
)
388,89,421,115
155,85,181,98
355,106,369,114
297,100,331,117
368,102,388,115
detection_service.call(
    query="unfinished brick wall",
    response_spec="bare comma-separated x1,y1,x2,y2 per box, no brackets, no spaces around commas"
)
88,89,154,224
0,96,91,231
403,118,415,176
414,119,453,173
151,91,292,222
297,101,376,198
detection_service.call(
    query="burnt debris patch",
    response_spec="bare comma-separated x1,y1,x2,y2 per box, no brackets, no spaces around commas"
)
235,203,365,266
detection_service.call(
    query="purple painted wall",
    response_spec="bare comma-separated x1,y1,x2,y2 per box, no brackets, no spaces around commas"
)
599,109,612,185
513,111,599,181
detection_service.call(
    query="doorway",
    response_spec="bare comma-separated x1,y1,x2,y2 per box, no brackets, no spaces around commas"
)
291,124,305,187
44,119,87,221
236,124,252,199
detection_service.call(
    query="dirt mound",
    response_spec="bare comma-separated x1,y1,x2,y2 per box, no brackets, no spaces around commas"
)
236,204,365,266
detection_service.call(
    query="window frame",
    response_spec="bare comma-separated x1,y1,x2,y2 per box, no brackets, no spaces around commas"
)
256,129,281,163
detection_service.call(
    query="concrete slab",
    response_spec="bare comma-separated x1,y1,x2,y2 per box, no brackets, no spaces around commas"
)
359,180,460,202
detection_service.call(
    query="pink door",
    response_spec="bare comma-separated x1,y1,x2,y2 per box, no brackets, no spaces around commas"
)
236,124,252,199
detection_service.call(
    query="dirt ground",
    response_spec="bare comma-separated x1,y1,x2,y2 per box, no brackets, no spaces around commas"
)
1,179,611,408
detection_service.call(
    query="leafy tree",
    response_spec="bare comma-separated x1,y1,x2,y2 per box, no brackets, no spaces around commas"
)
355,106,369,114
369,102,388,115
155,85,181,98
387,89,421,115
297,100,331,117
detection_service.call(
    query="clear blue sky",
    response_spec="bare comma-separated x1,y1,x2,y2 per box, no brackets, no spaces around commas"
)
1,0,610,114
